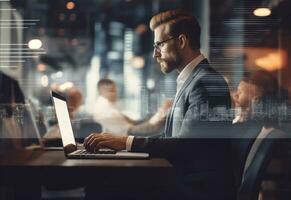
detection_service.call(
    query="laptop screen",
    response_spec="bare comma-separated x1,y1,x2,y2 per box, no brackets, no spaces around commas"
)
52,92,76,147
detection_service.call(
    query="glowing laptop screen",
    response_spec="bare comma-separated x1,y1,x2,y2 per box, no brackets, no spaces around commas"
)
52,96,76,147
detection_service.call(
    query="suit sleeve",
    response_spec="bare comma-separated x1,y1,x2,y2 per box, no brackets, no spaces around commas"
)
132,137,231,165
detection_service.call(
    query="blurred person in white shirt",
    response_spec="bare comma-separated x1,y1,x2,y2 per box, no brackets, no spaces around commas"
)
91,78,172,136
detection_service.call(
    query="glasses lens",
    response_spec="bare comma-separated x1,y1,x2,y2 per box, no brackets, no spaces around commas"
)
153,37,175,51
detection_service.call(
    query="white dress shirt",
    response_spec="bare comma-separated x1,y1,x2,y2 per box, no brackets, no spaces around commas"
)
176,54,205,94
92,96,133,135
126,54,205,151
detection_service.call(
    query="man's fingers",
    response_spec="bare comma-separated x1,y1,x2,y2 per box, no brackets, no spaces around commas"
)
86,135,99,147
85,134,105,148
86,138,97,152
84,135,96,149
85,135,112,152
84,133,121,152
84,133,97,147
94,140,113,152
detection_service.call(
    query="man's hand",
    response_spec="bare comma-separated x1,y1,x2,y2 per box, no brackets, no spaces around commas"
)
83,133,127,152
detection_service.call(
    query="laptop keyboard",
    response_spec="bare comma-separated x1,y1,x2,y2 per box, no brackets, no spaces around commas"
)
76,149,116,155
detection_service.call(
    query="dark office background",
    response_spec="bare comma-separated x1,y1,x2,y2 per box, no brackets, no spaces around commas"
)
1,0,291,120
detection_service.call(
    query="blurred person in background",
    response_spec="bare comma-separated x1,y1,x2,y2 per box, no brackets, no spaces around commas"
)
232,70,283,125
230,69,289,189
90,78,135,135
43,84,83,139
91,78,172,136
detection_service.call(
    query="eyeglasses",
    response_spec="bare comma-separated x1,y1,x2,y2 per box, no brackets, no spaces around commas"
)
153,36,177,52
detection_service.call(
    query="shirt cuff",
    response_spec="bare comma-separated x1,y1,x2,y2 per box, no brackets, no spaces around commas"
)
126,136,134,151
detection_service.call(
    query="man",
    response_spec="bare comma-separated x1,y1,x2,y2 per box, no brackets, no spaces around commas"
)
231,70,288,189
92,78,171,136
91,79,136,135
85,10,234,200
232,70,279,124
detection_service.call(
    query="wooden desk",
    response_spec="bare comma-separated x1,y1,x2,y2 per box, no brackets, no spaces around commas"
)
0,149,174,187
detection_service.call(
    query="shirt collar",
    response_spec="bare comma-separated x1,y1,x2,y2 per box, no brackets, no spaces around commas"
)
176,54,205,91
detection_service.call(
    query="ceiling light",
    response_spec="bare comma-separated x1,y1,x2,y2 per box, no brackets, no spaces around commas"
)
255,52,284,71
28,39,42,49
147,79,155,90
59,82,74,91
51,71,63,79
253,8,271,17
66,2,75,10
132,56,145,69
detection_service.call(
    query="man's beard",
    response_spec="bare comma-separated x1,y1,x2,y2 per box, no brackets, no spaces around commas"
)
160,53,183,74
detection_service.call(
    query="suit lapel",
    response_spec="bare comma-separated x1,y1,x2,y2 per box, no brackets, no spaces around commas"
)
174,59,208,106
164,59,209,137
164,112,172,137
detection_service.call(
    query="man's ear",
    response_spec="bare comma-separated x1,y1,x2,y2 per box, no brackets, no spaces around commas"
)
253,95,260,103
178,34,187,49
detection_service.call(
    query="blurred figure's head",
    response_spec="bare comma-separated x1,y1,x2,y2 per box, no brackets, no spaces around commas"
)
233,70,278,111
233,77,262,110
97,79,117,103
54,83,83,118
65,87,83,115
233,70,285,125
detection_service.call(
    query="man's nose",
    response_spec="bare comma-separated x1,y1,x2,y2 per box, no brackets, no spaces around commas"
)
152,48,160,59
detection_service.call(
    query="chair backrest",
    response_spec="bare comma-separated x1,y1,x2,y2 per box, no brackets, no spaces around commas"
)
237,128,287,200
230,121,263,189
73,119,102,139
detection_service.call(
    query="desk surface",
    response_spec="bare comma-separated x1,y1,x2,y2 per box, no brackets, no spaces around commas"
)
0,149,174,186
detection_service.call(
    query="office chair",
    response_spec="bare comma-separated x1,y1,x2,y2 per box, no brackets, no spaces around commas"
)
230,121,263,190
73,119,102,140
237,128,287,200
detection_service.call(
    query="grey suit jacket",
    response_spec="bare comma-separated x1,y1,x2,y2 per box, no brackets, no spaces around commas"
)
131,59,234,200
132,58,232,151
165,58,231,138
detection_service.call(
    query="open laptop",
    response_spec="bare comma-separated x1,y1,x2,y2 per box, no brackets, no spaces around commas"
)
0,100,44,152
51,91,149,159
